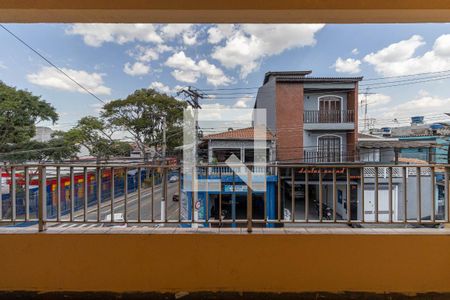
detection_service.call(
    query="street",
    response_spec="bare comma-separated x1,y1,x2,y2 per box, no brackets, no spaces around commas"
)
55,180,182,227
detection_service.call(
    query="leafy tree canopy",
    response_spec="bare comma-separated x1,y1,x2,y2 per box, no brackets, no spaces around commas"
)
101,88,186,160
0,81,58,151
63,116,131,162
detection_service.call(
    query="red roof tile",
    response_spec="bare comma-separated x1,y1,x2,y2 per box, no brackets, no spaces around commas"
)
203,127,275,140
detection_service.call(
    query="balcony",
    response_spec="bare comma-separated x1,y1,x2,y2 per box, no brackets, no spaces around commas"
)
303,110,355,130
303,150,356,163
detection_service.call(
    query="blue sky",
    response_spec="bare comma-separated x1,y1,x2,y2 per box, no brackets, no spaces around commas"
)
1,23,450,131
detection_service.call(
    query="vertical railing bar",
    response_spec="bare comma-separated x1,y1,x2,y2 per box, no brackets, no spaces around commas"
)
25,166,30,222
0,166,2,221
263,162,268,224
416,167,421,223
374,166,379,223
346,167,351,223
164,167,168,223
137,167,141,223
110,167,115,222
38,166,47,232
219,168,222,226
332,168,337,222
124,167,128,223
305,169,309,223
11,167,16,222
291,167,295,222
319,168,323,223
361,167,365,223
403,167,407,223
431,166,435,223
56,167,61,222
232,170,236,224
151,168,154,222
178,167,181,223
247,169,252,233
205,166,209,224
96,167,101,222
69,166,74,222
277,167,281,222
445,167,449,223
191,166,195,223
388,167,393,223
83,167,88,222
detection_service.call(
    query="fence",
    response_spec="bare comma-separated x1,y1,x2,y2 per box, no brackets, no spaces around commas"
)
0,163,448,232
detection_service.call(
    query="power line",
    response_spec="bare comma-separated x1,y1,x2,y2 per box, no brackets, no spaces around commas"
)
0,24,105,104
362,68,450,82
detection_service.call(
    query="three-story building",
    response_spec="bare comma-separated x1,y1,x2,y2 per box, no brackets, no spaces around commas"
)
254,71,362,163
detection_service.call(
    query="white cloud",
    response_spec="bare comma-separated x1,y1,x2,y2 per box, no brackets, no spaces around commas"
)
27,66,111,95
198,106,253,124
182,31,198,46
165,51,232,86
149,81,176,95
90,103,104,113
0,61,6,69
370,92,450,124
211,24,324,78
123,62,150,76
160,24,193,38
233,96,254,108
333,57,361,74
171,69,199,83
363,34,450,76
359,93,391,107
351,48,359,55
66,24,163,47
207,25,235,44
129,45,159,62
160,24,198,46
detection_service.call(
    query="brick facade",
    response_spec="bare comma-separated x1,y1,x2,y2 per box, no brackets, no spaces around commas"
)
275,83,304,161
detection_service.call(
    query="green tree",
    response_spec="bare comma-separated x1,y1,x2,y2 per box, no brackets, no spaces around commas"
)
64,116,131,163
0,133,79,163
0,81,66,162
102,88,186,161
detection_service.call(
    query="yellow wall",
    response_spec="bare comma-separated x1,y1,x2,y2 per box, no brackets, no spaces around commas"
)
1,233,449,293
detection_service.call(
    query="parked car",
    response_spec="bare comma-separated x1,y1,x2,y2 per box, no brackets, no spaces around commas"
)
169,175,179,183
102,213,127,228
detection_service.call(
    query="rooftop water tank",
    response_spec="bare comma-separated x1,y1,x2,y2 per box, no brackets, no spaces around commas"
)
411,116,424,124
430,123,444,130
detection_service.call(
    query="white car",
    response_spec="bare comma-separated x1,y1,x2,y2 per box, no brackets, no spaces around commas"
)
169,175,179,182
103,213,127,228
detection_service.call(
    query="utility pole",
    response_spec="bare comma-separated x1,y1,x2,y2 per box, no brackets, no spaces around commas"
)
361,88,375,133
161,115,167,222
177,86,204,227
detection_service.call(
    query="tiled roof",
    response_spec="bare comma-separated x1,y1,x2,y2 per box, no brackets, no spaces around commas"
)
203,127,275,140
398,157,429,164
263,71,312,84
276,76,363,83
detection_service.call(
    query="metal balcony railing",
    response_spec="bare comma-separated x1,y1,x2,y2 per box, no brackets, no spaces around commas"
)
303,150,356,163
0,163,448,232
304,110,354,123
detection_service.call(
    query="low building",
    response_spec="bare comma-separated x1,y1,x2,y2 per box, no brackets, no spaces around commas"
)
200,127,276,167
32,126,54,142
358,133,436,163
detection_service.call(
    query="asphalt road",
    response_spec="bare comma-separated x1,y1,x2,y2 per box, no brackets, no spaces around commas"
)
67,180,182,225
